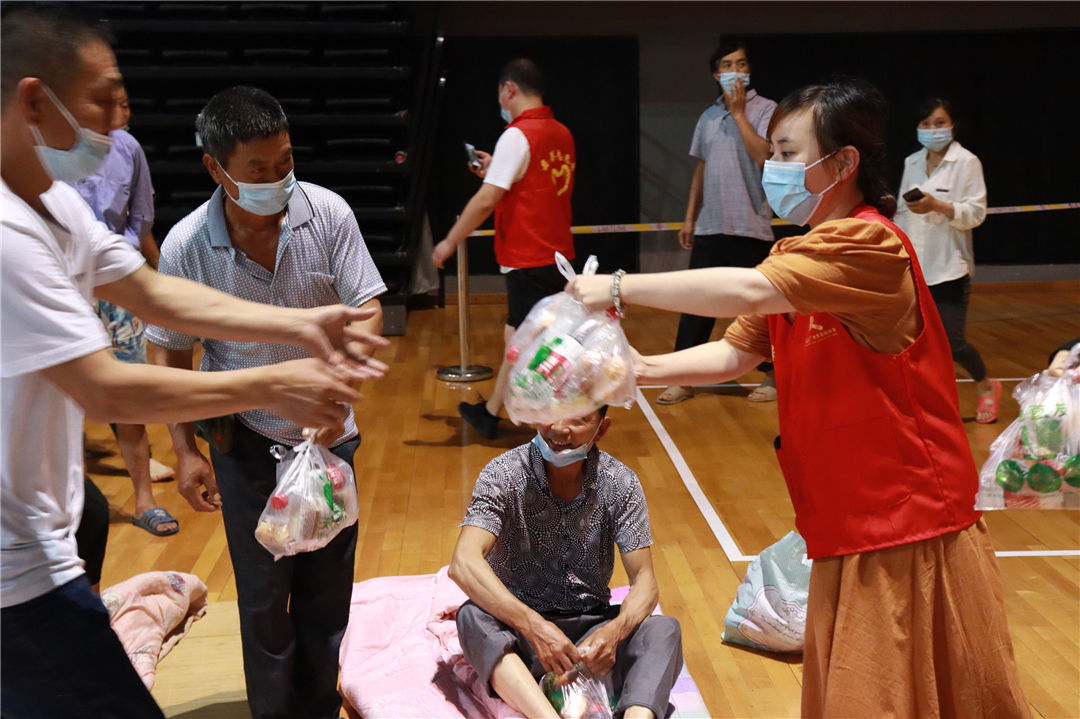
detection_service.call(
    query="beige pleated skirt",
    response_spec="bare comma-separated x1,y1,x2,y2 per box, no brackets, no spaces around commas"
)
802,519,1032,718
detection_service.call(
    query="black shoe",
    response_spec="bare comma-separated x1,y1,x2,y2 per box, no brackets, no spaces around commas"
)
458,401,499,439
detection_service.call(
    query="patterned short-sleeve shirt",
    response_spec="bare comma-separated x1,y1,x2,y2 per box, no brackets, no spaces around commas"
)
462,442,653,614
145,181,386,445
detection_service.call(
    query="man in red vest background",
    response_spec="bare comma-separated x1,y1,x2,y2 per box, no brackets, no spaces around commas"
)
433,58,575,440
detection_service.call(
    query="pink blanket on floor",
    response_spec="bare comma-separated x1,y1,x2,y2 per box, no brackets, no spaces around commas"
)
339,568,710,719
101,571,208,689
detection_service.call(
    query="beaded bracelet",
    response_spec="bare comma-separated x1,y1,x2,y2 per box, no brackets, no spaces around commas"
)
610,269,627,318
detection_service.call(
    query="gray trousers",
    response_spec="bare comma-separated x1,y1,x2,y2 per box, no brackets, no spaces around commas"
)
457,600,683,719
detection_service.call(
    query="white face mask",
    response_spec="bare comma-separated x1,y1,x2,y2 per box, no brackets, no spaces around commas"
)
917,126,953,153
532,420,603,468
761,152,839,227
717,72,751,93
30,84,113,183
219,164,296,216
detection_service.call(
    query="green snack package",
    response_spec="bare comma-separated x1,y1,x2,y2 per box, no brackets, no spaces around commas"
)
1061,455,1080,488
1025,462,1062,494
994,460,1025,493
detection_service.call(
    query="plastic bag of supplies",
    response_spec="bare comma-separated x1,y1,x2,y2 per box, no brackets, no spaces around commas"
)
722,531,811,653
505,253,637,425
254,436,359,559
976,345,1080,510
541,662,615,719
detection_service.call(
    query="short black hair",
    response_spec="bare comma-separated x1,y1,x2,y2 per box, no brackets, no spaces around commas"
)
1,5,112,104
915,96,958,134
596,405,609,420
709,38,749,73
498,58,545,97
195,86,289,167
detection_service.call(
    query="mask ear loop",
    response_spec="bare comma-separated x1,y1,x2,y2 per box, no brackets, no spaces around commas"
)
39,84,113,145
39,85,81,131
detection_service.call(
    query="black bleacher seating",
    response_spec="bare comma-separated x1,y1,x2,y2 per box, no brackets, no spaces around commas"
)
91,1,434,328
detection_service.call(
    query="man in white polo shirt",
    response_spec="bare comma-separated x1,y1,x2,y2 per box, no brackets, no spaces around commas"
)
0,9,385,718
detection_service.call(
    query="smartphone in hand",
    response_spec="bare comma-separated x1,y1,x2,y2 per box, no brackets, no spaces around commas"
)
902,187,925,203
464,142,482,170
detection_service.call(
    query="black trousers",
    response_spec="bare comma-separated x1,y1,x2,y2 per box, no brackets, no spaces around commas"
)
928,275,987,382
76,477,110,586
210,420,360,719
674,233,774,372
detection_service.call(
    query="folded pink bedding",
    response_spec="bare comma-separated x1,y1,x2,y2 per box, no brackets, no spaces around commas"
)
101,571,208,689
339,567,709,718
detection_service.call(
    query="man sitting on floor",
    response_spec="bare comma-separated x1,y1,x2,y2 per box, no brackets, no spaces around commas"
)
449,407,683,719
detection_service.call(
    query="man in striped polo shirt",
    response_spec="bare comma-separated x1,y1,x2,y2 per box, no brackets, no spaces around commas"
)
146,86,385,719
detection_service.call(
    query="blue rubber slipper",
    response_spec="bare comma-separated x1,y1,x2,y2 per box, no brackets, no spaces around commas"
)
132,507,180,536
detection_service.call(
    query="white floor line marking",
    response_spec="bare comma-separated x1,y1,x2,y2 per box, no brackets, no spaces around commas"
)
636,387,1078,562
636,388,756,562
994,550,1080,558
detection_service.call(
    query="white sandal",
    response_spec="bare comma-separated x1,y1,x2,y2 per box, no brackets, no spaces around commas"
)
657,386,694,405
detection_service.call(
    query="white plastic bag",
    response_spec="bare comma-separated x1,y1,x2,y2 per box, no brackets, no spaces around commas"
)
254,436,359,560
975,346,1080,510
540,663,615,719
722,531,811,653
504,253,636,425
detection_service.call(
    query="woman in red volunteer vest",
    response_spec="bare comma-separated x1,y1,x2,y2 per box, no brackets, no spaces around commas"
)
567,79,1030,718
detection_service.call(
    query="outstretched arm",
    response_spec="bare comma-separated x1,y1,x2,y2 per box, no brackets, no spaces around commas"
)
568,266,795,319
41,348,359,428
635,339,766,388
96,264,388,367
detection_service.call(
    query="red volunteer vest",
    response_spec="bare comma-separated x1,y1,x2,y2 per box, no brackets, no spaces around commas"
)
768,205,981,559
493,106,575,269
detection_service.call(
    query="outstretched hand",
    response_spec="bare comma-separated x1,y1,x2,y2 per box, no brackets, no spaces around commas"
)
291,304,389,365
565,274,616,314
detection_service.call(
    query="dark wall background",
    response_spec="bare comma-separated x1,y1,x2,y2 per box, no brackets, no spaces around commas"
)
438,2,1080,273
745,27,1079,261
428,36,640,275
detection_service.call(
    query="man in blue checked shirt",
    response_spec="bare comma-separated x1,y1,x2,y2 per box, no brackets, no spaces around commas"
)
146,86,386,719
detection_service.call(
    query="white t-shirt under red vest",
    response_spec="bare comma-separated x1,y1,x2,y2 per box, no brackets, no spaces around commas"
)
491,106,575,269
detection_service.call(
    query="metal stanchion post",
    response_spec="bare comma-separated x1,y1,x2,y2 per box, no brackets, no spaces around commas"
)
436,238,494,382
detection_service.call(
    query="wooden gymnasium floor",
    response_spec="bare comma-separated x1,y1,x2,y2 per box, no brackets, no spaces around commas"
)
86,280,1080,719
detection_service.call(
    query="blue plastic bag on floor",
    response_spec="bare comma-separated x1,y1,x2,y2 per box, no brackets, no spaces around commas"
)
722,531,811,653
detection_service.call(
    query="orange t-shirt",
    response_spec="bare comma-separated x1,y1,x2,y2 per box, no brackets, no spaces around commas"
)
724,216,922,358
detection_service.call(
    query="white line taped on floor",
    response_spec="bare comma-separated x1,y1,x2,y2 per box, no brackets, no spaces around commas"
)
635,388,756,562
636,389,1080,562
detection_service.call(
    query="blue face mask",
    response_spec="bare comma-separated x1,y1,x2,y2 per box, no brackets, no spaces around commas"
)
717,72,751,94
761,152,838,227
220,166,296,216
917,127,952,153
30,85,113,183
532,422,602,468
499,105,513,125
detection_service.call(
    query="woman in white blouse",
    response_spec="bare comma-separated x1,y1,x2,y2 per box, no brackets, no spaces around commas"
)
895,98,998,423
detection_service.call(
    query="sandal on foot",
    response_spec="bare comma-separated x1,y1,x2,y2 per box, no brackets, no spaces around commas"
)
132,507,180,536
747,384,777,402
657,386,694,405
976,379,1002,424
